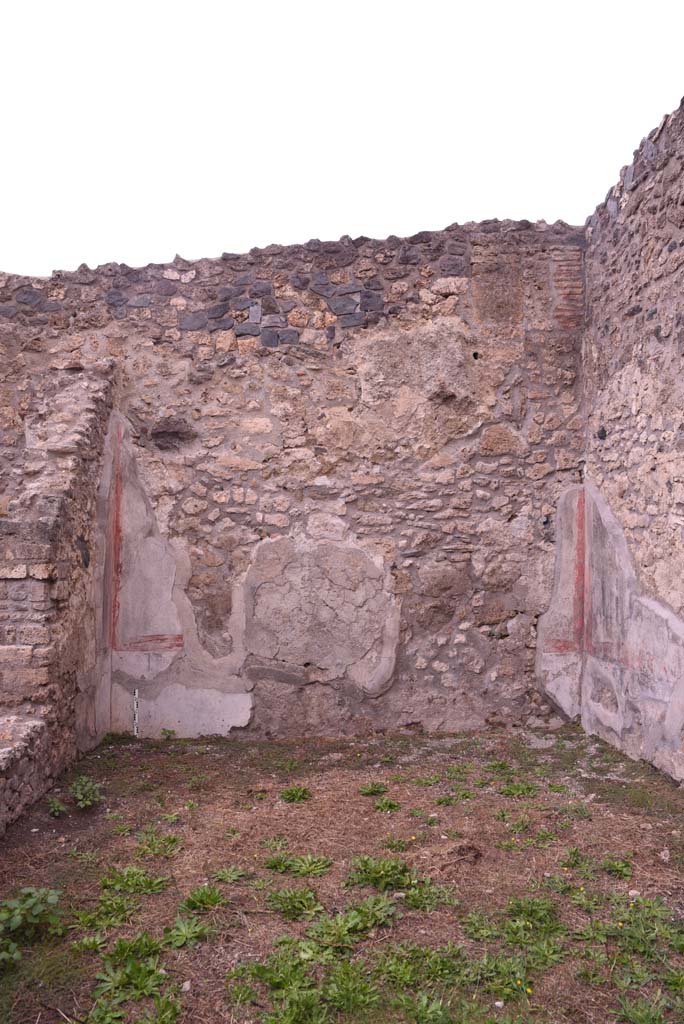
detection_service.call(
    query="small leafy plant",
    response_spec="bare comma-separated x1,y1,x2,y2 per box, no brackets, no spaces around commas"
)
264,853,333,877
94,955,165,1001
70,775,104,809
212,865,246,884
602,856,633,879
359,782,388,796
101,866,169,895
280,785,312,803
0,887,61,966
47,796,68,818
346,855,414,892
180,885,226,913
375,797,400,813
262,835,289,851
135,826,181,859
266,887,323,921
73,893,137,930
163,915,212,948
498,781,538,799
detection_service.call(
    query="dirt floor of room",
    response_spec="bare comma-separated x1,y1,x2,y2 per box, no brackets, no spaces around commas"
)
1,724,684,1024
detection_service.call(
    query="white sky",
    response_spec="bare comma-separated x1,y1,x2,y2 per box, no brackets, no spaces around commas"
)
3,1,683,276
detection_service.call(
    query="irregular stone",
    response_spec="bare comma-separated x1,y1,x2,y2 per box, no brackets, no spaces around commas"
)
235,322,260,337
338,312,365,328
180,311,208,331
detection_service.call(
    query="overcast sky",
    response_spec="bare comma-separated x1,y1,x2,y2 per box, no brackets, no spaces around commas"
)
3,1,683,276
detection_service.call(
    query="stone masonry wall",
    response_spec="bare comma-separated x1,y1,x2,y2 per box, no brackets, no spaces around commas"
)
0,219,585,814
538,99,684,781
584,102,684,609
0,355,112,832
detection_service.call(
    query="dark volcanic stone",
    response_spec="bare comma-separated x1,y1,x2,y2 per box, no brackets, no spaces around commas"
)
206,302,231,319
310,273,335,298
235,322,260,337
439,255,469,276
360,291,383,312
327,294,358,315
289,272,310,290
15,287,43,307
260,328,279,348
333,248,357,267
105,289,127,306
397,247,422,265
336,280,363,295
180,311,208,331
0,303,17,318
338,312,365,329
250,280,273,298
207,315,235,333
128,295,151,308
278,328,300,344
156,279,178,296
262,314,286,328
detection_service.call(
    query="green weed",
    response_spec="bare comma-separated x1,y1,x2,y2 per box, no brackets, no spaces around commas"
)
212,865,246,883
280,785,312,803
266,888,323,921
47,796,67,818
359,782,388,796
375,797,400,812
0,888,61,966
135,826,181,859
100,866,169,895
70,776,104,809
163,915,212,948
180,885,226,913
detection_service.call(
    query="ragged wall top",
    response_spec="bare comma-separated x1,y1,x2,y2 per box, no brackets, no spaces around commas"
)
0,219,585,738
584,99,684,613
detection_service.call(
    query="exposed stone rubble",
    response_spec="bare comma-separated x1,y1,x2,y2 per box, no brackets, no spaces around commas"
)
0,364,112,830
537,99,684,780
3,98,684,833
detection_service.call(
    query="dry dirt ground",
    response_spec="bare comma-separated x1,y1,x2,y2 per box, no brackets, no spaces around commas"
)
1,725,684,1024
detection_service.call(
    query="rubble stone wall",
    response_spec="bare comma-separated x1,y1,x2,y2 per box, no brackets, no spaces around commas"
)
0,220,585,833
0,362,112,831
584,102,684,610
538,100,684,780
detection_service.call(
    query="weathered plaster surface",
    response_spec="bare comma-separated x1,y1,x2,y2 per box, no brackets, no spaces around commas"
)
538,483,684,781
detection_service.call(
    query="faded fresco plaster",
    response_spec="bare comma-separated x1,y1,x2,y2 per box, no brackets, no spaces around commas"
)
538,483,684,781
102,415,400,738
